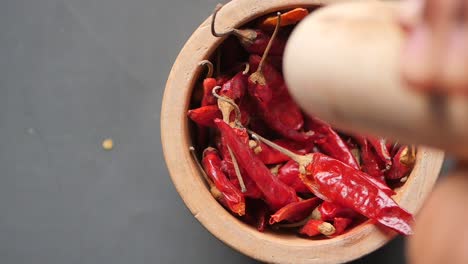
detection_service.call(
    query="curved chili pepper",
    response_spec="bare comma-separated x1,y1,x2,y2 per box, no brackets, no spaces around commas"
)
188,105,222,127
215,119,299,211
277,160,310,193
211,5,286,56
255,132,395,197
198,61,218,107
258,8,309,30
217,131,248,176
300,219,336,237
194,61,218,148
305,116,360,170
367,137,392,170
302,153,414,235
259,92,308,141
269,197,320,224
333,217,353,236
219,66,249,101
386,146,416,180
316,201,358,222
188,105,249,128
216,128,262,199
202,147,246,216
190,146,226,207
214,67,250,127
251,133,412,235
201,78,218,106
354,136,386,183
246,23,306,141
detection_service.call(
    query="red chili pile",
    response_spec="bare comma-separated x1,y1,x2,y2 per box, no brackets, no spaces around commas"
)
187,5,417,238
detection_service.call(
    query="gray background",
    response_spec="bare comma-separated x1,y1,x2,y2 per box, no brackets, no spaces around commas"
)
0,0,408,263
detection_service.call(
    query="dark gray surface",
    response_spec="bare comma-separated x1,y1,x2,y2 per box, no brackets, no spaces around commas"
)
0,0,407,263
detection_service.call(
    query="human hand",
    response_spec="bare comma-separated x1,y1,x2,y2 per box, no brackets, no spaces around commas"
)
400,0,468,94
407,165,468,264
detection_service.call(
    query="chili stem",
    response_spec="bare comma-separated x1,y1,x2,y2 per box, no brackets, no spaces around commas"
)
250,132,312,174
189,146,215,186
198,60,214,79
256,12,281,74
227,146,247,193
211,4,252,41
318,222,336,236
212,86,242,126
242,62,250,75
211,4,234,38
249,131,311,164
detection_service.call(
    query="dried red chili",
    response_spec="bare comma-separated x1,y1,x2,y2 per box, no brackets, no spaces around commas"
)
258,8,309,30
300,219,336,237
190,147,225,202
367,137,392,170
354,136,386,183
277,160,310,194
215,119,299,211
269,197,321,224
219,124,249,192
305,116,359,169
198,147,246,216
251,132,414,235
199,60,218,107
246,15,308,142
386,146,416,180
188,104,249,128
333,217,353,235
188,105,222,128
219,64,249,101
315,201,358,222
194,60,218,148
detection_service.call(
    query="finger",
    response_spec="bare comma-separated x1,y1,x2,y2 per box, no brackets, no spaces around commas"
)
423,0,459,27
427,0,467,92
408,169,468,264
402,0,460,91
401,24,437,90
439,26,468,94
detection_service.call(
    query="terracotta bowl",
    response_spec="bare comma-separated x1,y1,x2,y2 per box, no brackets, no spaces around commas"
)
161,0,444,263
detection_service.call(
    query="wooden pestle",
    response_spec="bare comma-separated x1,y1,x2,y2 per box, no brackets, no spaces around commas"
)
283,1,468,159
